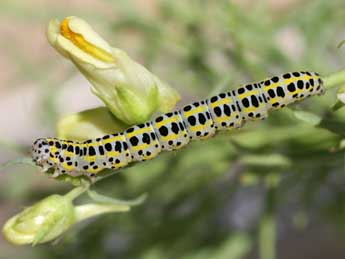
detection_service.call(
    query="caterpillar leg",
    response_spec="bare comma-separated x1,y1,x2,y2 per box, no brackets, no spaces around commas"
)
51,169,61,178
85,172,97,183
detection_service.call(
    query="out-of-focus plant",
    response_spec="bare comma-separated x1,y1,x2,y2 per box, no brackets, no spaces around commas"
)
2,1,345,258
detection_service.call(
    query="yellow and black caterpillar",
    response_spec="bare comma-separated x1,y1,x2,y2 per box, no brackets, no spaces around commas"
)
32,71,324,178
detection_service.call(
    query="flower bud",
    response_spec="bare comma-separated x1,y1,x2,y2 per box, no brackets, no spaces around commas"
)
2,187,144,245
57,107,128,142
2,194,75,245
47,16,180,125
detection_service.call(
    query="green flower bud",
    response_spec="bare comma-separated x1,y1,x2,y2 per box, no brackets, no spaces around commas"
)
2,194,75,245
2,186,144,245
47,16,180,125
57,107,128,142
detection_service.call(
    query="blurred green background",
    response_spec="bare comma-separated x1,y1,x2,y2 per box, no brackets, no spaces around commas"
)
1,0,345,258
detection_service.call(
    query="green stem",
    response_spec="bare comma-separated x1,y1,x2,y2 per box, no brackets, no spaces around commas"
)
324,70,345,90
74,203,130,222
65,184,90,201
259,213,276,259
259,181,277,259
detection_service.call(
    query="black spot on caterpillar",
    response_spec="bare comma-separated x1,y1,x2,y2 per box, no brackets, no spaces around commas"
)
32,71,324,179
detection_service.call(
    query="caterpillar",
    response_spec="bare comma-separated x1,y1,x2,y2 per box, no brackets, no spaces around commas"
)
32,71,324,179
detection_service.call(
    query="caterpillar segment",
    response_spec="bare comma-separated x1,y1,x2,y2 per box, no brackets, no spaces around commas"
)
207,92,244,130
152,111,190,151
180,100,216,140
260,71,323,109
232,82,269,122
31,71,324,179
124,122,161,162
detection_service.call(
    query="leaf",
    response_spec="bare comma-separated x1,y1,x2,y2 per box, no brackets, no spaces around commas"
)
87,189,147,206
240,154,291,168
293,110,321,126
337,89,345,104
331,100,345,112
0,157,36,171
318,113,345,136
339,139,345,150
57,107,128,142
337,39,345,49
211,233,252,259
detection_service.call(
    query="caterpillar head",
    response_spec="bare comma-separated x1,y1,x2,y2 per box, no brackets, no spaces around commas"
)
32,138,51,171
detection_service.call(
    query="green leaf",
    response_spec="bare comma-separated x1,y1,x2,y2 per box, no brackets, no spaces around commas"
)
240,154,291,168
0,157,36,171
87,189,147,206
331,100,345,111
211,233,252,259
336,85,345,111
293,110,321,126
337,39,345,49
318,113,345,136
339,139,345,150
57,106,129,142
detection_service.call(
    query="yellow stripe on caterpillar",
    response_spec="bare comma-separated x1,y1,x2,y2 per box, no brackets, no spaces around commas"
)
238,90,260,99
126,127,152,138
209,97,233,108
155,116,179,128
183,106,205,117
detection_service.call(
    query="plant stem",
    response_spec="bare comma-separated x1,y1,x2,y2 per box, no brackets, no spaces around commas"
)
65,184,90,201
75,204,130,222
259,180,277,259
324,70,345,90
259,213,276,259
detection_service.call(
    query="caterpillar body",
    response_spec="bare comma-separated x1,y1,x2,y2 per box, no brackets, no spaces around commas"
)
32,71,324,179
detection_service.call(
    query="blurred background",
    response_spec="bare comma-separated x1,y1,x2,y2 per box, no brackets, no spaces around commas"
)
1,0,345,258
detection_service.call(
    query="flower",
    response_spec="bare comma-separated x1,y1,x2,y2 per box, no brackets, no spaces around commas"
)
47,16,180,125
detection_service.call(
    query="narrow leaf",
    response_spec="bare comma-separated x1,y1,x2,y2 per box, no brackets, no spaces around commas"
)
240,154,291,168
0,157,36,171
87,189,147,206
293,110,321,126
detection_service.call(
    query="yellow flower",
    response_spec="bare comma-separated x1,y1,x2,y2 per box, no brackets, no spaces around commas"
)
47,16,180,125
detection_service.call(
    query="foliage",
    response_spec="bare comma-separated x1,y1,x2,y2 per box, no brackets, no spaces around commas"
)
1,0,345,258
